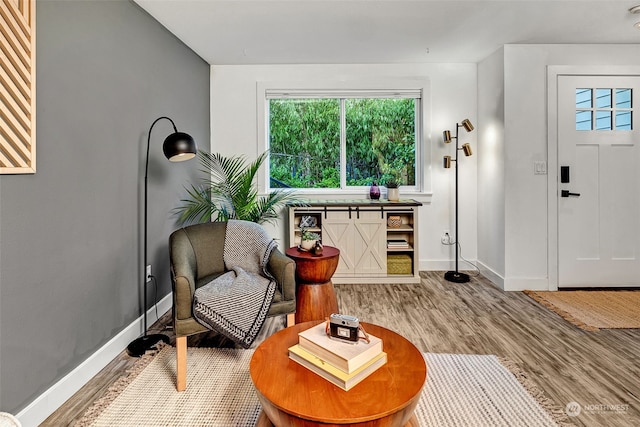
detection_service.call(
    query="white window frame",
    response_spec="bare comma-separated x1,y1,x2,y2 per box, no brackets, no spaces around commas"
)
256,80,432,197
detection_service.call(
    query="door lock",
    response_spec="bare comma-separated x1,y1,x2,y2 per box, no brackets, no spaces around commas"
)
561,190,581,197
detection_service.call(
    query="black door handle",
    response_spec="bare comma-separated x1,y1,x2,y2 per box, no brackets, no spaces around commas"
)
561,190,581,197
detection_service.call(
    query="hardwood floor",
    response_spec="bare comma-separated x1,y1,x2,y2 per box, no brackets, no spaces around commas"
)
42,272,640,427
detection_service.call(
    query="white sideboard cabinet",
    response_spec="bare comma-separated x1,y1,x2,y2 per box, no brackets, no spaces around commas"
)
288,200,422,284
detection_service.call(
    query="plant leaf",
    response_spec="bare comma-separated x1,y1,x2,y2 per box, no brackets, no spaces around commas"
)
174,150,300,225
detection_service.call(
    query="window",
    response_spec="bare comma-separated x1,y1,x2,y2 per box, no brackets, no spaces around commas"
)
576,88,632,131
266,90,420,190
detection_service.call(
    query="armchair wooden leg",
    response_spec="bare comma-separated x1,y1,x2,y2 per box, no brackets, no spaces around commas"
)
286,313,295,327
176,336,187,391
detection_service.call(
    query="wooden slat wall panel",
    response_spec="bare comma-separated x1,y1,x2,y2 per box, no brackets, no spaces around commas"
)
0,0,34,174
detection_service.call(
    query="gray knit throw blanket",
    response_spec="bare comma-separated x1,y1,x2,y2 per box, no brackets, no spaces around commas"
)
192,220,277,348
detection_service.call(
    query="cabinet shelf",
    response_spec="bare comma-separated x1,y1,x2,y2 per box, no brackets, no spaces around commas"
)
387,225,413,232
295,227,322,233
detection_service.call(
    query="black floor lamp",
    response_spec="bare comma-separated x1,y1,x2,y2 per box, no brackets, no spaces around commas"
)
126,116,197,357
442,119,474,284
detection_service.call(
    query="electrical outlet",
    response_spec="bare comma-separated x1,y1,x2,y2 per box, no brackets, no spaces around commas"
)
146,265,152,281
441,231,450,244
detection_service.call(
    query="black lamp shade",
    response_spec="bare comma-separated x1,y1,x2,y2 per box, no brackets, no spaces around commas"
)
163,131,197,162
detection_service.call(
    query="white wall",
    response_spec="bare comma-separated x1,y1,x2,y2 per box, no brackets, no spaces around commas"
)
500,44,640,291
210,64,477,270
477,48,506,288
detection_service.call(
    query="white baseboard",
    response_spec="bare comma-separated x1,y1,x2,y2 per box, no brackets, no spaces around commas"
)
16,295,172,427
475,260,505,290
419,259,479,273
422,259,548,292
503,277,550,292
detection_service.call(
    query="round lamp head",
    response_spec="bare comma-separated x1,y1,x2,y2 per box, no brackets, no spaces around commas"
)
461,119,474,132
462,143,473,156
163,132,197,162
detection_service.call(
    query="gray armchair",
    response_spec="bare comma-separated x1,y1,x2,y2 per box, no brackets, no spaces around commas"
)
169,221,296,391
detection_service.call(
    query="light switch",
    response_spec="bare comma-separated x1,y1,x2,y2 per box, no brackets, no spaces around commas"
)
534,161,547,175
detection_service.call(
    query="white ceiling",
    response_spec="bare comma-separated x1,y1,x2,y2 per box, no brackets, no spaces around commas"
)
135,0,640,65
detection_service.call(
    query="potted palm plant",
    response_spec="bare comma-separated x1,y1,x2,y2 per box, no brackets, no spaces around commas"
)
175,150,299,224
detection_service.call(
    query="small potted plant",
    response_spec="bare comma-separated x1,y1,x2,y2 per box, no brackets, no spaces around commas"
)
300,229,321,251
386,180,400,202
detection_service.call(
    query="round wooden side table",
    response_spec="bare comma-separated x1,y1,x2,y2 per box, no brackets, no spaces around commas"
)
250,321,427,427
285,246,340,323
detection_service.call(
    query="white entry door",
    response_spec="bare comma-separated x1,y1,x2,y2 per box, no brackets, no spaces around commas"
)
558,75,640,287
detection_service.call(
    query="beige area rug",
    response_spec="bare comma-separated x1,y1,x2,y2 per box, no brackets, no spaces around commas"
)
76,346,572,427
524,290,640,332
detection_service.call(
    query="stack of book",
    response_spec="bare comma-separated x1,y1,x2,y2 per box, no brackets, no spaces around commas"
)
387,238,410,249
288,322,387,391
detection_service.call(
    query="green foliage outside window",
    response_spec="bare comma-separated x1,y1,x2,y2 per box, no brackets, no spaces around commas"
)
269,99,340,188
269,97,416,189
346,98,415,186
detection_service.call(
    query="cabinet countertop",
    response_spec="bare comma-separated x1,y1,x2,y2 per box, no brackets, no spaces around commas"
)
288,199,422,207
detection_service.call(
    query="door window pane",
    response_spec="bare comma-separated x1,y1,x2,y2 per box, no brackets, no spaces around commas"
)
596,110,612,130
576,89,592,108
596,89,612,108
616,111,632,130
576,111,592,131
616,89,632,108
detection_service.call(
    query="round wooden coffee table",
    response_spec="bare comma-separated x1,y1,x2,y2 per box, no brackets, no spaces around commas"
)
250,321,427,427
285,246,340,323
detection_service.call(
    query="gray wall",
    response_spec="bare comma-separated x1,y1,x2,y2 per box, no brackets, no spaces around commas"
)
0,0,209,413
